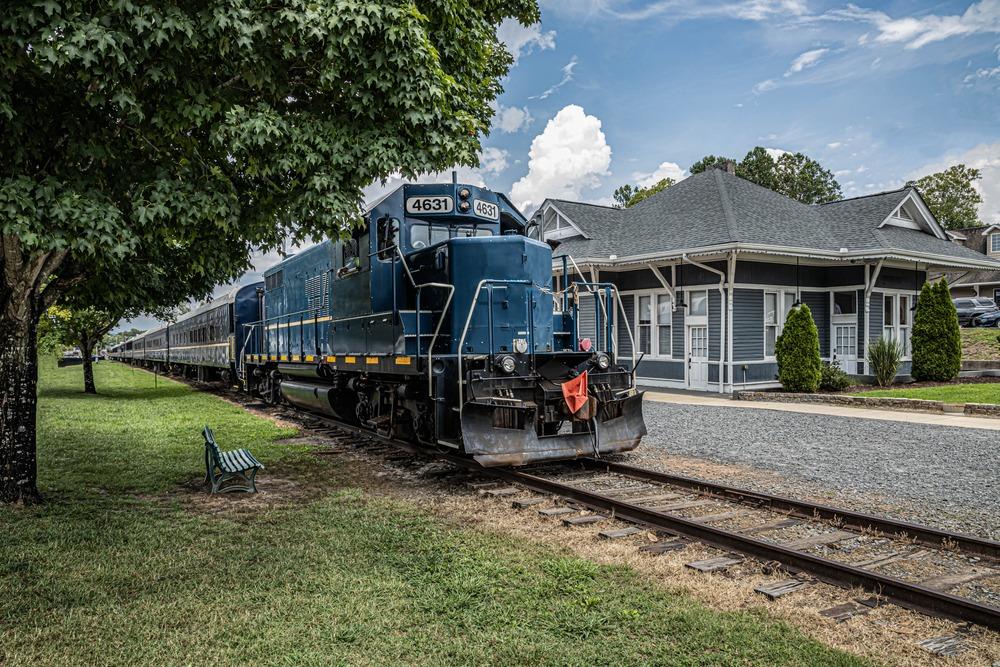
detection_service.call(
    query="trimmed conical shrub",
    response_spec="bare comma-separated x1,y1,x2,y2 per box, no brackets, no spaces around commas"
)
911,279,962,381
776,303,822,392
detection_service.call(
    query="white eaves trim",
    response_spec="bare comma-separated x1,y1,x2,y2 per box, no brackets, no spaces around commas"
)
553,241,1000,272
877,190,947,240
538,200,592,240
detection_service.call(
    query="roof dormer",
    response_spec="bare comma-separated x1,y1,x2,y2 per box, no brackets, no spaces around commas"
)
878,190,947,239
539,202,588,241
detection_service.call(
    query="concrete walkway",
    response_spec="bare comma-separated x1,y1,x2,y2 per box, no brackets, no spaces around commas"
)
643,389,1000,431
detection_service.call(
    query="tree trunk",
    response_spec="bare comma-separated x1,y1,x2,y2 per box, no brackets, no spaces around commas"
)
0,316,41,504
81,339,96,394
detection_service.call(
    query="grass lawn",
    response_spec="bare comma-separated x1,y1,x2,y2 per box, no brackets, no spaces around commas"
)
852,382,1000,403
0,361,870,666
962,327,1000,361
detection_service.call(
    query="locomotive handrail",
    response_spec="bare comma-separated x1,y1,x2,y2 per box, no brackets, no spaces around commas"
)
390,246,456,398
456,279,534,423
567,281,638,382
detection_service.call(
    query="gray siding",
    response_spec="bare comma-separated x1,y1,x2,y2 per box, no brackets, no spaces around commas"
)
801,291,829,358
732,362,779,385
636,359,685,380
709,290,721,361
735,260,864,288
732,289,763,361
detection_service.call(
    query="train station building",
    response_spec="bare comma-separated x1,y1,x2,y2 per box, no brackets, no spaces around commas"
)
537,165,1000,392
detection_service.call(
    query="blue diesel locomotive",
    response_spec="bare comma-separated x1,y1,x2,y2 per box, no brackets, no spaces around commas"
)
240,180,646,466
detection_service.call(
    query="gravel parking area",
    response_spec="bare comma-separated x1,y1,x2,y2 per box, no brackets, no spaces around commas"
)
636,399,1000,539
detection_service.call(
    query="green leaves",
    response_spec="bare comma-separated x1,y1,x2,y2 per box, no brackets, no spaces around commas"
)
906,165,983,230
2,0,536,317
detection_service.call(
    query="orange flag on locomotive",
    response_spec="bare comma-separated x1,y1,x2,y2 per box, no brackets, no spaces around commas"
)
561,371,589,415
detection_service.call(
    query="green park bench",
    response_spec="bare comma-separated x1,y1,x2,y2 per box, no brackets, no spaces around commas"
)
202,425,264,494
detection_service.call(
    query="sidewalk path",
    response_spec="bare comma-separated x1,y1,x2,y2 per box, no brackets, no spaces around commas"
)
643,390,1000,431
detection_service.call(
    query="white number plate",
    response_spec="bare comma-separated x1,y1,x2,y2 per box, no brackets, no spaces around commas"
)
406,196,453,214
473,199,499,220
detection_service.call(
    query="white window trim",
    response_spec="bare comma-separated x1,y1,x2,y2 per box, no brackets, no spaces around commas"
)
879,291,914,361
623,289,674,359
763,290,797,360
831,290,859,322
991,232,1000,253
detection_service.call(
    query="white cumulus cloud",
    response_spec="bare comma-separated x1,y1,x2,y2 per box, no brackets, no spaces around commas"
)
912,142,1000,225
634,161,687,188
497,19,556,63
510,105,612,214
494,104,533,133
784,48,829,76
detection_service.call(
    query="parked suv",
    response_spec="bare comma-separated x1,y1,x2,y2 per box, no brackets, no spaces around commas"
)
953,297,997,326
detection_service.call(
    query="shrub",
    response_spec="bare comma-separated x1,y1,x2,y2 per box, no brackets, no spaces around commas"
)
868,336,903,387
775,303,822,392
911,279,962,381
819,361,852,391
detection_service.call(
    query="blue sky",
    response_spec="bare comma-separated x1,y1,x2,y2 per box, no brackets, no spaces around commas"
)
490,0,1000,213
118,0,1000,332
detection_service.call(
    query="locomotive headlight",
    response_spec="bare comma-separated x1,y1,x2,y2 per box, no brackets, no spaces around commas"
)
458,187,471,200
498,355,517,374
459,200,471,212
595,352,611,370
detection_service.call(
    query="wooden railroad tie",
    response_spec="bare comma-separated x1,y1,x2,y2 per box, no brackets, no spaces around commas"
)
511,497,547,509
685,556,743,573
562,514,607,527
754,579,811,600
599,526,644,540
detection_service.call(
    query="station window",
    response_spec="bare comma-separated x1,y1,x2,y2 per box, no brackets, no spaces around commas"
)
833,291,857,316
629,291,672,358
764,291,796,357
882,294,911,357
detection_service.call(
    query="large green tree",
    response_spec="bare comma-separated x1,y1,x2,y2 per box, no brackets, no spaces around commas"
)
906,164,983,230
689,147,842,204
612,178,674,208
0,0,538,504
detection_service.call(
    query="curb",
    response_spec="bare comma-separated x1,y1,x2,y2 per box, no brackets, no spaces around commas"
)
732,390,1000,418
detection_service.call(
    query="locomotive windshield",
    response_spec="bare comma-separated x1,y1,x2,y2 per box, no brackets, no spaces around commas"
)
409,223,492,249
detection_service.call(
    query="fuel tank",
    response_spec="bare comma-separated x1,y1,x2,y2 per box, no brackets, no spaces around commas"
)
279,380,343,418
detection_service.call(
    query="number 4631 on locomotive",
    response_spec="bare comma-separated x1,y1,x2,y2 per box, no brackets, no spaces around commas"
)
241,180,646,466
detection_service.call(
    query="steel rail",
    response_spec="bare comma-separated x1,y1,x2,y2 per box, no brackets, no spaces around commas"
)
242,407,1000,631
489,466,1000,631
578,458,1000,561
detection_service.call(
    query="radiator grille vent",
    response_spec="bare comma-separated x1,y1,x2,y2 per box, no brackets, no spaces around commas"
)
305,273,329,313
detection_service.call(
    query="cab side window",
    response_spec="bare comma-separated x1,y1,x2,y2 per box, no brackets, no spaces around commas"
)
339,229,371,277
376,216,400,261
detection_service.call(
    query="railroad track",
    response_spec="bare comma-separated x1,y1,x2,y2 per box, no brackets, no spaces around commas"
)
207,385,1000,651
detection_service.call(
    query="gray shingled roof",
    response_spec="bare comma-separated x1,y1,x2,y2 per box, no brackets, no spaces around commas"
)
545,170,1000,270
932,225,1000,285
